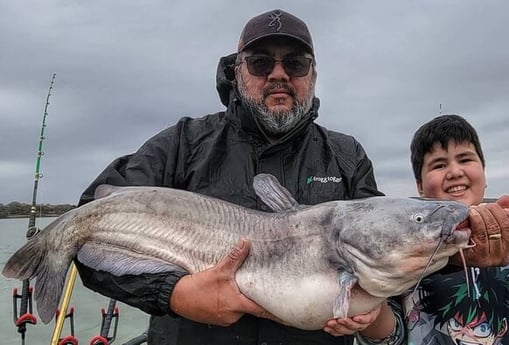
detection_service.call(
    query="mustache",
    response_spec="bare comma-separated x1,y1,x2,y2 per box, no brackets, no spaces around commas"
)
263,82,296,98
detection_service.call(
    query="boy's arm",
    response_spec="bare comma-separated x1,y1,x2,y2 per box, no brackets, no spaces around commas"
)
449,195,509,267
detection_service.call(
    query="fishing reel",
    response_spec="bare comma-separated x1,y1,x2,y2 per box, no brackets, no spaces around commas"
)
25,225,41,239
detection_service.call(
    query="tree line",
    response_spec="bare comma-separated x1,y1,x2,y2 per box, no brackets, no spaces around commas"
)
0,202,76,218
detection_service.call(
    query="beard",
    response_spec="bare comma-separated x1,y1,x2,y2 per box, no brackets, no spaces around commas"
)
237,76,315,136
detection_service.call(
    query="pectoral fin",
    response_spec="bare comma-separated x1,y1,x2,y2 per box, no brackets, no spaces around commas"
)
77,242,183,275
334,271,357,319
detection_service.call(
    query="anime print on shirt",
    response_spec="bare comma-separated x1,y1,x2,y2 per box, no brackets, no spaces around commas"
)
403,266,509,345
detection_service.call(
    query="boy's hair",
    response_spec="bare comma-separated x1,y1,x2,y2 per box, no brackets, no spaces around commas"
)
410,114,485,181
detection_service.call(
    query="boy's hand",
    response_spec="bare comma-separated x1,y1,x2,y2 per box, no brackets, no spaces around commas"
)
450,195,509,267
323,303,384,336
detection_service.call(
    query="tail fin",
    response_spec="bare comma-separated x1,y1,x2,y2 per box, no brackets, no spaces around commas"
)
2,226,71,324
2,237,45,280
33,260,70,323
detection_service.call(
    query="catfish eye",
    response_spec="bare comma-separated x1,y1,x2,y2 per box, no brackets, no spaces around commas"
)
414,214,425,223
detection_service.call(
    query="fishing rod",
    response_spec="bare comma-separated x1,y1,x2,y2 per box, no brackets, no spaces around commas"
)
50,264,79,345
11,73,56,345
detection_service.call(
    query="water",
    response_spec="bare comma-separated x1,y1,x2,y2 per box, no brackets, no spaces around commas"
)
0,218,148,345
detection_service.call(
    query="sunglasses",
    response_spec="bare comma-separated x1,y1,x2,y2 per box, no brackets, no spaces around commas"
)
243,55,313,77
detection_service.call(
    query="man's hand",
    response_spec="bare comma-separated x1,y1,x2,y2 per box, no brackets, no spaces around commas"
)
169,239,275,326
450,195,509,267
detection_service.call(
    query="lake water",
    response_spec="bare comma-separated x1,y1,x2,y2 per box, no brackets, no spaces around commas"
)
0,217,148,345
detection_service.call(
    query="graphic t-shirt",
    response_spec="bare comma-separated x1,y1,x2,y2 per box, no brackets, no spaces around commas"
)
403,266,509,345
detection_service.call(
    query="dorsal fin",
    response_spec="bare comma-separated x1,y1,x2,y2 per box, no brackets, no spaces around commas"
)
253,174,300,212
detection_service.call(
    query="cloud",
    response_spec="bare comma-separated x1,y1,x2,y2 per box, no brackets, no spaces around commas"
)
1,1,507,204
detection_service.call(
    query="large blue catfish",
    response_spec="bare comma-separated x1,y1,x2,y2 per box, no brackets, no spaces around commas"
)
2,174,471,330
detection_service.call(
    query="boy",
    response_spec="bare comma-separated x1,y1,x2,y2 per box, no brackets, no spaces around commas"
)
403,114,509,345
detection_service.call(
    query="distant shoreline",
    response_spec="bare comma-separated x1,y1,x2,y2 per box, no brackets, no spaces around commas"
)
1,214,63,219
0,204,75,219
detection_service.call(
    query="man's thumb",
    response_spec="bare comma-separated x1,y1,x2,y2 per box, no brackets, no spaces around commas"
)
220,239,250,272
496,195,509,209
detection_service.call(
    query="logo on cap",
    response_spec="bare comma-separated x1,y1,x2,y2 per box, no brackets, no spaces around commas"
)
268,11,283,31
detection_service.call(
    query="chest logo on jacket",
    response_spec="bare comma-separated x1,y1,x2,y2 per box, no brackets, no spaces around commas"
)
306,176,343,184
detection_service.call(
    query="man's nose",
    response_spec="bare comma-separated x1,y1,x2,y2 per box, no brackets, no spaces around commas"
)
267,61,289,81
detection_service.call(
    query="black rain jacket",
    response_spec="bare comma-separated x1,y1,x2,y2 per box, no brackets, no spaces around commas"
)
76,53,384,345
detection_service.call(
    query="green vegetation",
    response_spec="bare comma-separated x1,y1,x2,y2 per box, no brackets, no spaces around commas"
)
0,202,75,218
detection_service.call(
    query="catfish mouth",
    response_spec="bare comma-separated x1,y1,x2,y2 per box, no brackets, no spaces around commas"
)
455,219,470,231
444,218,471,247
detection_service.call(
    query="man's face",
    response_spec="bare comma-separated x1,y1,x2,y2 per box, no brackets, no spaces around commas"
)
416,140,486,206
235,37,316,136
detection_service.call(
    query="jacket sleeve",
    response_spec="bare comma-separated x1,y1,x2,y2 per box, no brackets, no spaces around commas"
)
75,124,189,316
327,130,385,199
78,124,182,206
355,297,407,345
351,140,385,198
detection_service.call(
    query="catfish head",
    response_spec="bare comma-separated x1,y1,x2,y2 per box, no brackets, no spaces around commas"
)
333,197,471,298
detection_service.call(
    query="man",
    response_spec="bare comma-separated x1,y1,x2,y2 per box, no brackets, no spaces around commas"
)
76,9,401,344
75,9,508,345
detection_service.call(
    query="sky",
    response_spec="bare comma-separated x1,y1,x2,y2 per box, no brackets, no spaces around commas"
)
1,0,508,205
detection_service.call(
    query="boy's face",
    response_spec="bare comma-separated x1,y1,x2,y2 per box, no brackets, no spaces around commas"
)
417,140,486,206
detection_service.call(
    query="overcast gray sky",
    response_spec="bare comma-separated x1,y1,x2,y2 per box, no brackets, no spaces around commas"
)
1,0,508,205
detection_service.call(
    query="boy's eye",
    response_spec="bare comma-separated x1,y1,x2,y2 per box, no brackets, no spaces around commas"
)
431,163,446,170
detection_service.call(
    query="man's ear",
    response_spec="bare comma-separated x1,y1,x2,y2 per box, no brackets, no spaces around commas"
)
416,180,425,197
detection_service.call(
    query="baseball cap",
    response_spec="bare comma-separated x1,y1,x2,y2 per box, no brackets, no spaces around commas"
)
237,9,314,55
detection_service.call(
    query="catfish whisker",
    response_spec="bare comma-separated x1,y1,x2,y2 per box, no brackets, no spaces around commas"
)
410,238,443,302
458,248,471,298
428,205,445,219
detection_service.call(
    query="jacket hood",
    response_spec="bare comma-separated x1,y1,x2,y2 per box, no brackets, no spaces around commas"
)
216,53,237,107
